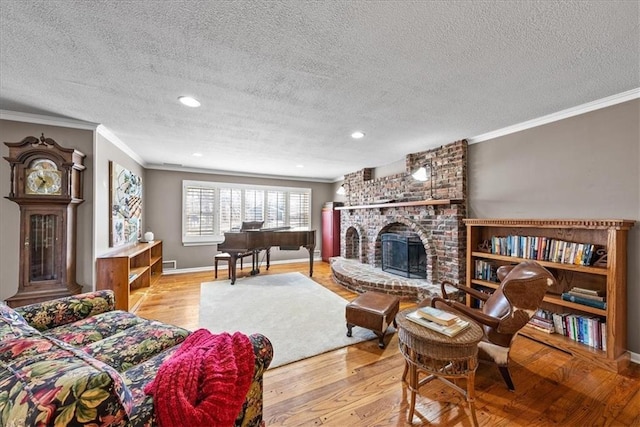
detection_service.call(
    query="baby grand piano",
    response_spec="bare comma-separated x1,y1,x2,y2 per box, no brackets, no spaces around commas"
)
217,224,316,284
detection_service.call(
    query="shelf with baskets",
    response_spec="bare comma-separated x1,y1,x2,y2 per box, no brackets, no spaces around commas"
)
464,219,634,372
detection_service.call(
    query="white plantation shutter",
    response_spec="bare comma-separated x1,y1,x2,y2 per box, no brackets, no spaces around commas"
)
265,190,286,229
182,180,311,245
244,189,265,222
289,191,310,228
184,186,215,236
219,188,242,233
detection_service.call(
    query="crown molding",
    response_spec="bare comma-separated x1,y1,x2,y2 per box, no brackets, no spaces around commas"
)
0,109,99,130
146,163,334,183
96,125,146,166
468,88,640,144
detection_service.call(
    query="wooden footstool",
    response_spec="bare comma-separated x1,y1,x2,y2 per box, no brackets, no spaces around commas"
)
346,291,400,349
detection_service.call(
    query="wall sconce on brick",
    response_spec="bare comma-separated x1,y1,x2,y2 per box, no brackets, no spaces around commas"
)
336,184,346,195
411,159,433,198
411,158,431,181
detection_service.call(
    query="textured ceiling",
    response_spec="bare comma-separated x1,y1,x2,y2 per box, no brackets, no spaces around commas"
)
1,1,638,181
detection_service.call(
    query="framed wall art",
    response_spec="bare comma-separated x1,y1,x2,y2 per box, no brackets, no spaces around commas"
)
109,161,142,247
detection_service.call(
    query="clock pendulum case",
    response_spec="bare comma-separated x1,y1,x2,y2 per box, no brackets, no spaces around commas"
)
3,133,86,307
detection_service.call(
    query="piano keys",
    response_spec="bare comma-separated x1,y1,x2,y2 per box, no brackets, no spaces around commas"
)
217,228,316,284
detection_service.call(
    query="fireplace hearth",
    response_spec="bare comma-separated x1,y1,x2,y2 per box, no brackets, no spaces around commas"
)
381,233,426,279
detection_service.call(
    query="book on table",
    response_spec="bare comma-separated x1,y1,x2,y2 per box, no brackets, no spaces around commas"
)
406,310,470,337
417,306,459,326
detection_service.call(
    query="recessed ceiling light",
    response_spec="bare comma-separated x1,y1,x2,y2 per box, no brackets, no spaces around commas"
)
351,131,365,139
178,96,201,107
192,152,203,157
296,164,304,168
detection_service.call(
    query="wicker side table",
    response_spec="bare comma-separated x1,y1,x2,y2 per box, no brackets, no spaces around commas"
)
396,308,484,426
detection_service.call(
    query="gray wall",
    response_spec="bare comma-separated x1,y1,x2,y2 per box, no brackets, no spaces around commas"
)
0,119,95,301
468,99,640,353
94,132,146,258
145,169,334,269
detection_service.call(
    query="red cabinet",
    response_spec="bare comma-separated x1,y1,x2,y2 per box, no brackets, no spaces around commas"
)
321,204,341,262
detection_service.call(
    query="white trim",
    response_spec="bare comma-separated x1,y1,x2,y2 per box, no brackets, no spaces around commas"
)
0,109,99,130
183,179,311,193
182,240,223,247
162,257,321,275
96,125,146,166
148,163,334,183
468,88,640,144
630,351,640,366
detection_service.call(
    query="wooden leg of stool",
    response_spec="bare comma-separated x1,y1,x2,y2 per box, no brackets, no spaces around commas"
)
214,259,219,279
375,331,386,349
346,323,354,337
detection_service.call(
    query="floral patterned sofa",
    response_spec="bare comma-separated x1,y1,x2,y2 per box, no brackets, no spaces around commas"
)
0,290,273,427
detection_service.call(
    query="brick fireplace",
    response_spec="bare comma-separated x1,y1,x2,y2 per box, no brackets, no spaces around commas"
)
331,140,467,299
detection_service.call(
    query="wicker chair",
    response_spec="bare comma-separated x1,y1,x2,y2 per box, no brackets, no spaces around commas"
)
428,260,557,390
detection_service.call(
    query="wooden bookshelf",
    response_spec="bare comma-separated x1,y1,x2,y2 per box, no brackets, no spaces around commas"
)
96,240,163,311
464,219,634,372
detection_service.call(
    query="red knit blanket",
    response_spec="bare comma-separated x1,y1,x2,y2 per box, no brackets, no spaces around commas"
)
144,329,255,427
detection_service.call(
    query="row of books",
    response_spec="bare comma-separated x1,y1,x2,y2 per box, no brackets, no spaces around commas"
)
526,308,607,350
488,235,603,266
474,260,498,282
405,306,470,337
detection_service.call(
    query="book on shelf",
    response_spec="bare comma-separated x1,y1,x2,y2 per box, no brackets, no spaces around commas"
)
527,309,555,333
128,273,138,281
567,290,605,302
474,259,498,282
561,292,606,310
552,312,569,335
570,286,604,297
525,323,555,334
471,285,494,309
405,310,470,337
417,306,459,326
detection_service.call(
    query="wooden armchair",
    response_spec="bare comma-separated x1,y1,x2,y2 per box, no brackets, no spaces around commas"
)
429,260,557,390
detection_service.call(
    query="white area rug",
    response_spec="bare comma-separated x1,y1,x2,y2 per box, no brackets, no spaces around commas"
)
199,272,382,368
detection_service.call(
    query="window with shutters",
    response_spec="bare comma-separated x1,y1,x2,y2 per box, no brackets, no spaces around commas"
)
182,180,312,245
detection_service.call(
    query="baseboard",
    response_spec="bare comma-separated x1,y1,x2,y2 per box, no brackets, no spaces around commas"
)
630,351,640,365
162,257,322,275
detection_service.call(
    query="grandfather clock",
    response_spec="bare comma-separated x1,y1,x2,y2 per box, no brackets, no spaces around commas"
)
4,134,86,307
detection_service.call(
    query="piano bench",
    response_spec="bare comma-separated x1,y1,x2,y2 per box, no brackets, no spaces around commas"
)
214,252,250,279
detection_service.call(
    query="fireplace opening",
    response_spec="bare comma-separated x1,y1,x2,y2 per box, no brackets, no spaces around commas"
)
381,233,426,279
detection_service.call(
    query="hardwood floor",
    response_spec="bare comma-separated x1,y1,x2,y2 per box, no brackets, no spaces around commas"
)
134,262,640,426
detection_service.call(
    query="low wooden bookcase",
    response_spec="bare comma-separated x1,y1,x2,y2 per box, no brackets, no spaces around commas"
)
96,240,163,311
464,219,634,372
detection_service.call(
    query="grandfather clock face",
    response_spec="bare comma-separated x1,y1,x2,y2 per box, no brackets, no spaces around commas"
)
25,159,62,195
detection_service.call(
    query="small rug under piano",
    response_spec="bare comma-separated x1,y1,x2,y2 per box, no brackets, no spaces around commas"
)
199,272,383,368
